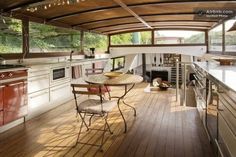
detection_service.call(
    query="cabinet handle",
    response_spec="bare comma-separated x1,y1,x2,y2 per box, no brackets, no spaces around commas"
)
0,85,5,88
30,91,49,99
51,85,69,92
29,76,49,82
215,139,224,157
30,70,49,73
8,82,24,86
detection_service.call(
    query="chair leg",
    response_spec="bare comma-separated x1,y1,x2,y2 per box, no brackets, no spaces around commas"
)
107,91,111,100
78,112,89,131
74,113,86,147
105,86,111,100
99,116,108,152
104,114,113,134
89,114,94,126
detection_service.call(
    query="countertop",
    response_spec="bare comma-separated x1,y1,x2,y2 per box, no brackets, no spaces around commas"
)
0,57,109,72
194,62,236,93
21,57,109,67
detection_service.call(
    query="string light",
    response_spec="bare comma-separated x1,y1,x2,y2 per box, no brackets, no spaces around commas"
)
26,0,85,12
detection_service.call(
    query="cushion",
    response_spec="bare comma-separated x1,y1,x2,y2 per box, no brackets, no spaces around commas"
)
87,86,111,93
78,99,117,114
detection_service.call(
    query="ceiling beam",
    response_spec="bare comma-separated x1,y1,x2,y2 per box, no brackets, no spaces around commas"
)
90,21,215,30
100,25,210,33
104,26,209,35
46,0,235,22
112,0,152,29
2,0,45,12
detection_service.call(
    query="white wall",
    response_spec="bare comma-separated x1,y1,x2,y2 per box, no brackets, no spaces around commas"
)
110,46,206,57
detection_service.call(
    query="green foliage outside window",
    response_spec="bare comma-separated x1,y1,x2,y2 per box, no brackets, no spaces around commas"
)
84,32,108,54
0,17,22,53
111,31,151,45
29,22,81,53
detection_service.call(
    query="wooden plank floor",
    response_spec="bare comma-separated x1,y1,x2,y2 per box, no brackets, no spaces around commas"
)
0,83,214,157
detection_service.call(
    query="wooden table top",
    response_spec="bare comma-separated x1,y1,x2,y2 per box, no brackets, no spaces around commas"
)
84,74,143,86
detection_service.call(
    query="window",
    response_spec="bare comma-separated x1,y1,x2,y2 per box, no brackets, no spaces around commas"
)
0,17,22,54
209,24,223,52
111,31,151,45
29,22,80,53
225,19,236,52
111,56,125,71
154,30,205,44
84,32,108,54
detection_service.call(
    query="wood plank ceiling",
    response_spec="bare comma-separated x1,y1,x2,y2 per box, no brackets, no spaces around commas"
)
0,0,236,34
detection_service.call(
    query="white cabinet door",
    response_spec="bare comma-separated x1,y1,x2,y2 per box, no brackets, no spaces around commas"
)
28,89,50,118
28,74,50,94
50,82,71,104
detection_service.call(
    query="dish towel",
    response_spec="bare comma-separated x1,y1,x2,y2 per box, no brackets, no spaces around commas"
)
72,65,81,79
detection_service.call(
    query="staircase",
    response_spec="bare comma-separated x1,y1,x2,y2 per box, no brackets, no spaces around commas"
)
171,66,182,86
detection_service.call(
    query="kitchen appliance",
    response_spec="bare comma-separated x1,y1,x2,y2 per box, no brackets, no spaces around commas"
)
0,70,28,125
50,65,70,85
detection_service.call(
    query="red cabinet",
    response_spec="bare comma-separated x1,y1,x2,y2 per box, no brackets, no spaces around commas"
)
0,86,4,126
0,70,28,125
0,85,3,110
3,80,27,124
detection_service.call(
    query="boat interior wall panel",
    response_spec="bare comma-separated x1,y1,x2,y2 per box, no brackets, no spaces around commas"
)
110,46,206,57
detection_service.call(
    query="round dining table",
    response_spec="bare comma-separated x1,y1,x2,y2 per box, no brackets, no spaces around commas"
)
84,73,143,133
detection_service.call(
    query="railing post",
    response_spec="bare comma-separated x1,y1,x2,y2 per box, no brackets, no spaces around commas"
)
183,63,187,107
176,60,179,102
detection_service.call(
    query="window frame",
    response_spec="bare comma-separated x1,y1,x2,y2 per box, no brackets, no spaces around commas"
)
224,18,236,55
109,29,207,47
111,56,125,71
208,16,236,55
110,30,153,46
208,24,224,54
154,29,207,45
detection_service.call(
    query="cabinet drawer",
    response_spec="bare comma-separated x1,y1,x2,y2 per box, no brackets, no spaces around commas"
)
219,99,236,135
28,89,50,113
218,113,236,157
0,111,3,126
28,75,50,93
28,68,50,77
50,83,71,103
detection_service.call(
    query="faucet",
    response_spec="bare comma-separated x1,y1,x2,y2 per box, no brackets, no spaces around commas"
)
0,55,6,65
69,50,74,61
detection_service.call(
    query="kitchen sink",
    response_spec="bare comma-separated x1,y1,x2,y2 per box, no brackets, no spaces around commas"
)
0,64,25,69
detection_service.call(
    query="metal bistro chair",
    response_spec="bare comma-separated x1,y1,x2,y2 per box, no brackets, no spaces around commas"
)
85,68,111,100
71,83,117,151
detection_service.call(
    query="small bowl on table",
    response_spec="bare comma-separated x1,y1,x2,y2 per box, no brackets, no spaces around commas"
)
159,81,171,90
103,72,123,79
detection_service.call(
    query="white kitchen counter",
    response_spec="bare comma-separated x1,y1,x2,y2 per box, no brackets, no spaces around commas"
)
194,62,236,93
20,57,109,67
